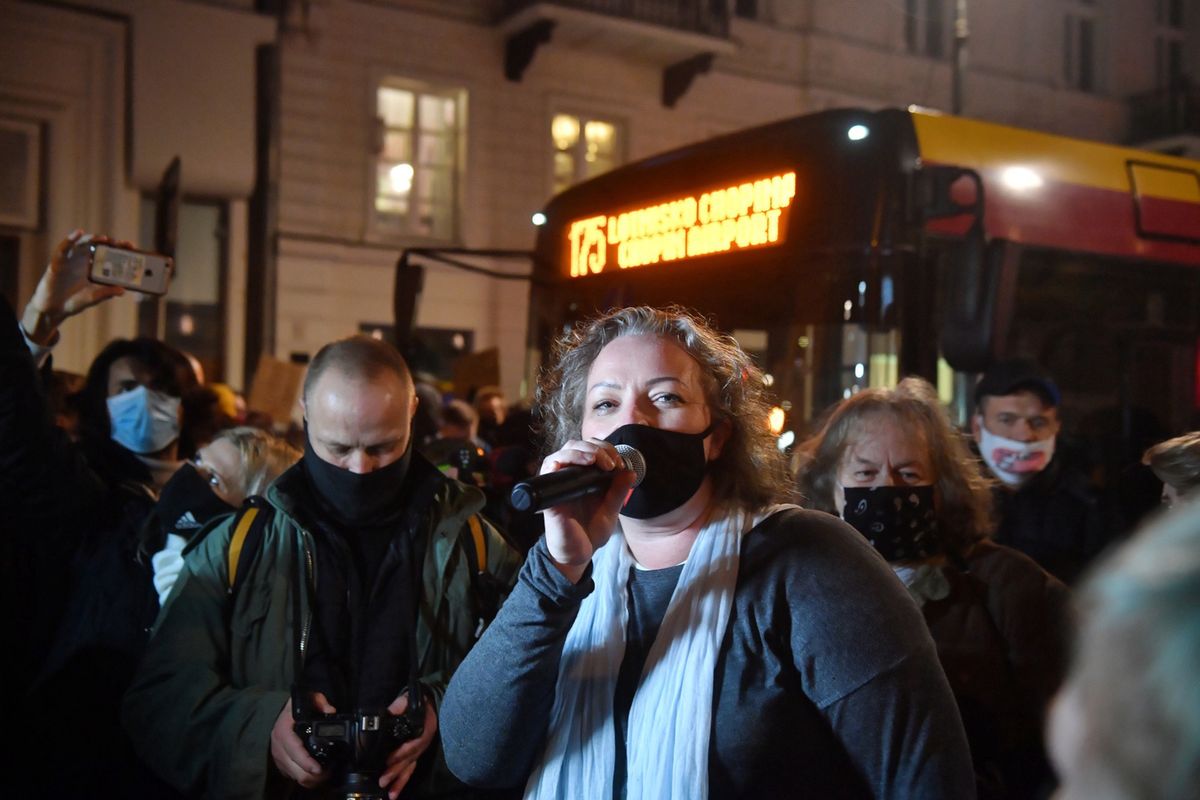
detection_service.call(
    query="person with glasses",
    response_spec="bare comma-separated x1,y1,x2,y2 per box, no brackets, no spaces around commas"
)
147,426,302,606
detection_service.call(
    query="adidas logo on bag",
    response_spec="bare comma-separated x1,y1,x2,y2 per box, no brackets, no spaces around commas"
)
173,511,202,532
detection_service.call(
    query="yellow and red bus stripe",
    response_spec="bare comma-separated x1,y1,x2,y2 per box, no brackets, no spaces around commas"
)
912,111,1200,265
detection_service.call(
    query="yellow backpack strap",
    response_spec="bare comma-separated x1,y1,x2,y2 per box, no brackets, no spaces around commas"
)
227,506,261,589
463,514,503,638
466,514,487,574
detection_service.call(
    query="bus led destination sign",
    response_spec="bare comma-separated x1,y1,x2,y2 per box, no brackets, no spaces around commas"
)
566,171,796,278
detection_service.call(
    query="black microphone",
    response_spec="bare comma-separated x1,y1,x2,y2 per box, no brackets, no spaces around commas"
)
509,444,646,513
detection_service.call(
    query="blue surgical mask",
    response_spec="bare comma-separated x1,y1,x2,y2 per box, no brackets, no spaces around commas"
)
107,385,181,454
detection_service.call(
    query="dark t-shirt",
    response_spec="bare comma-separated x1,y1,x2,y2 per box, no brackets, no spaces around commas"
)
613,562,684,799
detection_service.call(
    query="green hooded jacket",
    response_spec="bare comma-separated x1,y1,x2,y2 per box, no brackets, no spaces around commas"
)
122,466,522,799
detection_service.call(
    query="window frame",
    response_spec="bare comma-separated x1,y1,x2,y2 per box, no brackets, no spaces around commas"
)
1062,0,1104,93
139,195,229,381
1157,0,1185,29
1154,0,1187,89
903,0,951,61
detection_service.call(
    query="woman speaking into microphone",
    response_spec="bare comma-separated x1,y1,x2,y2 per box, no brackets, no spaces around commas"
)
440,306,974,799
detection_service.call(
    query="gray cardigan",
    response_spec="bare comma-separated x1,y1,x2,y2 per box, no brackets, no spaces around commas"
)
441,508,976,799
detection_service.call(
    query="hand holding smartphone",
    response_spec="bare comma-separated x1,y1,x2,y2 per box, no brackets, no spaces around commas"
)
69,237,173,296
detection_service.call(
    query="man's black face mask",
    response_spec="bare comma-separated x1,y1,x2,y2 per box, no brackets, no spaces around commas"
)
303,431,413,526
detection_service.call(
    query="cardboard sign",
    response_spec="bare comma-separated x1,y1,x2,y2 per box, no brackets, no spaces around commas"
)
453,348,500,397
247,355,306,427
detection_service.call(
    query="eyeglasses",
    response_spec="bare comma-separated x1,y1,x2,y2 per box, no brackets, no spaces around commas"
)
192,455,224,490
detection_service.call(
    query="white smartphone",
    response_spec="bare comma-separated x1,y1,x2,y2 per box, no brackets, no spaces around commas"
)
74,241,173,296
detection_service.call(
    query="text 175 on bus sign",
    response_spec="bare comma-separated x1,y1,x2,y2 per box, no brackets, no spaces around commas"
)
567,171,797,278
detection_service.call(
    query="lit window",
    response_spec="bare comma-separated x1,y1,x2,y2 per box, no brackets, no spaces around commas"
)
551,112,622,195
373,82,464,239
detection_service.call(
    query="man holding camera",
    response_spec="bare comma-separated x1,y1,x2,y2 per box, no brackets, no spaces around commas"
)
123,335,521,799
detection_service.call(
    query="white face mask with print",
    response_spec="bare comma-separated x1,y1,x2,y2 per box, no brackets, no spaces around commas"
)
107,385,181,455
976,420,1055,486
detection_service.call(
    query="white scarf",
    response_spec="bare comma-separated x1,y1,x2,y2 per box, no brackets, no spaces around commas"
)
891,563,951,608
525,504,797,800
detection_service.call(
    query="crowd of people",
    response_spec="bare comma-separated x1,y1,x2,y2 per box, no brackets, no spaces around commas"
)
4,232,1199,799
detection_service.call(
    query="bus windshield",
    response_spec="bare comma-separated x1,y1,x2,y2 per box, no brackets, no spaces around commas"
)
525,107,1200,468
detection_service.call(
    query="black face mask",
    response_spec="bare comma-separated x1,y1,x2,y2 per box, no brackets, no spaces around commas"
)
155,462,236,539
604,420,719,520
302,433,414,527
840,485,941,562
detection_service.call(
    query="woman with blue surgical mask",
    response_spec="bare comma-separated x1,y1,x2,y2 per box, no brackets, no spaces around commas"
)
107,378,181,455
6,230,197,796
796,377,1072,800
77,337,195,490
440,306,975,800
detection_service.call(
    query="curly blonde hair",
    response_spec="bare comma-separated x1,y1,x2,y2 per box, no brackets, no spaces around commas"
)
212,426,301,498
535,305,795,511
794,377,993,554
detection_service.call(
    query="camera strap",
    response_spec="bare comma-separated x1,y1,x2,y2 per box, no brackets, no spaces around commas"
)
289,532,310,712
290,520,424,718
400,528,423,716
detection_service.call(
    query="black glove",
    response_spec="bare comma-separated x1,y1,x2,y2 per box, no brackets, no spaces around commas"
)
155,462,235,541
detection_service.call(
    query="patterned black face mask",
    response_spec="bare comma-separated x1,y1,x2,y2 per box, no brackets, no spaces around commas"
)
840,485,942,562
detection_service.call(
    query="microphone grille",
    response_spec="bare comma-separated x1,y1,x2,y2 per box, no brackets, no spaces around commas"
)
614,444,646,486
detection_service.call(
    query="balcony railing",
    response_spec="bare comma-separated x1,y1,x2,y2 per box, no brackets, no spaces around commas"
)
1128,86,1200,143
500,0,730,39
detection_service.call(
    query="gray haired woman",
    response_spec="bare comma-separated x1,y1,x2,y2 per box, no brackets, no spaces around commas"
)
440,306,974,799
795,377,1070,799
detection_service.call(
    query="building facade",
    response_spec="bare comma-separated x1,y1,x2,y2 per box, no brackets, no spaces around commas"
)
2,0,1196,397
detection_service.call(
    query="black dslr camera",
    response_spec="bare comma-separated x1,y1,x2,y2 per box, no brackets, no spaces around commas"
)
292,689,424,799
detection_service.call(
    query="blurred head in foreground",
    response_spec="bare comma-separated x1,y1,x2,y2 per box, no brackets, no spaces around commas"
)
1048,500,1200,800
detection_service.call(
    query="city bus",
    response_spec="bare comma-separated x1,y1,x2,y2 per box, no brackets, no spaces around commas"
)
523,107,1200,488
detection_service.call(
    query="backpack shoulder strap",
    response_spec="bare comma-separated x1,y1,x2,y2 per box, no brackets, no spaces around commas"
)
227,496,272,596
463,513,487,576
459,513,505,637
